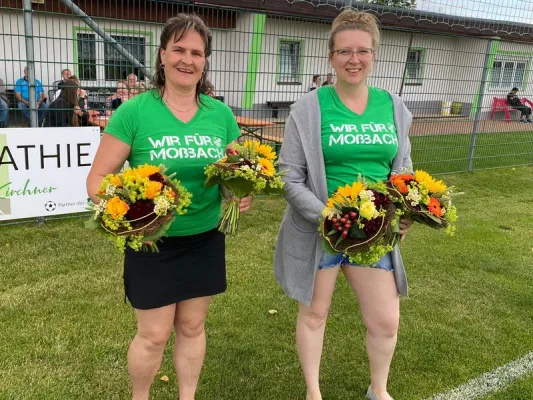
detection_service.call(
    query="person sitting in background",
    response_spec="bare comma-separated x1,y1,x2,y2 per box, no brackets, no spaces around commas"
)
46,78,88,127
127,73,138,88
507,87,532,123
137,82,147,94
55,69,86,101
64,75,88,111
15,66,48,126
56,68,72,91
309,74,321,91
322,73,334,86
0,78,8,128
0,97,8,128
106,81,130,110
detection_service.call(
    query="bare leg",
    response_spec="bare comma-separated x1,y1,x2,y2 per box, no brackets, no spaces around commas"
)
173,296,212,400
343,267,399,400
128,304,176,400
296,267,339,400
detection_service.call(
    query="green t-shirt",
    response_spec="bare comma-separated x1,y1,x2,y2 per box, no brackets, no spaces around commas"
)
104,91,241,236
319,86,398,197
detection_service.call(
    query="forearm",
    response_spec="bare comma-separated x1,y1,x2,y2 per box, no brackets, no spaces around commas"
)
86,172,106,204
15,94,27,105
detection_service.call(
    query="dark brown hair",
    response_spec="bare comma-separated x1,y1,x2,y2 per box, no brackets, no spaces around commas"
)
59,79,79,107
329,10,381,52
152,14,212,103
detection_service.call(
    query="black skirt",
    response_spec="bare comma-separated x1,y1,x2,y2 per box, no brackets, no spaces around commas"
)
123,229,226,310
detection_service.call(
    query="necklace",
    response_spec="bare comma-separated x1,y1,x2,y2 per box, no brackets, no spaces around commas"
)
163,98,196,113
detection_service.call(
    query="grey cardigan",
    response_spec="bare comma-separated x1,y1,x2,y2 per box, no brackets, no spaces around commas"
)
274,89,413,306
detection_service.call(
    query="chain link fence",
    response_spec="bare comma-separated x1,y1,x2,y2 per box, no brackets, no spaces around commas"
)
1,0,532,183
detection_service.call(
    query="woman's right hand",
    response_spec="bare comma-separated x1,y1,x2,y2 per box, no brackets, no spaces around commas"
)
73,106,83,116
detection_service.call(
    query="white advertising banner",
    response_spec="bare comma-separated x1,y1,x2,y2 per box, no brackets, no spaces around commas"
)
0,127,101,221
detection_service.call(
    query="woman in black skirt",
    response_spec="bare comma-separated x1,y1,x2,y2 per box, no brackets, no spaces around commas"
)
86,14,252,400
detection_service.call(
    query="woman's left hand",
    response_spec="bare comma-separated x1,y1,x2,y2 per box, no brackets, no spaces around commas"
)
239,195,253,213
399,217,413,241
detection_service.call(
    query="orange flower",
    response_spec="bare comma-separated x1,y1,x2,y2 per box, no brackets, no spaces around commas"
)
145,181,163,199
391,176,409,194
428,197,443,217
106,197,130,219
137,164,160,178
110,175,122,187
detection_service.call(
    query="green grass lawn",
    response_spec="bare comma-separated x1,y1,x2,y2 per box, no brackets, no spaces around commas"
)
484,376,533,400
1,167,533,399
412,131,533,174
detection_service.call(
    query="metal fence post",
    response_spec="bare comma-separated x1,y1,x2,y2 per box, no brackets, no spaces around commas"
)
468,37,499,172
23,0,38,128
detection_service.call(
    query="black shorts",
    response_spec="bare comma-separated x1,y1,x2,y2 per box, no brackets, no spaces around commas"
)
123,229,226,310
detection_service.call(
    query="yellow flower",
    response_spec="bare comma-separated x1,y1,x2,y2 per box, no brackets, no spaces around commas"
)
106,196,130,219
145,181,163,199
137,164,160,178
256,144,276,161
243,140,259,151
327,192,342,208
122,169,141,184
359,200,378,220
414,170,433,184
110,175,122,187
337,181,366,200
258,157,275,177
426,179,447,195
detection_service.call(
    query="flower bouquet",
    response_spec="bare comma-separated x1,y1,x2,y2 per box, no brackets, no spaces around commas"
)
388,170,458,235
85,164,192,252
204,140,284,235
320,180,401,265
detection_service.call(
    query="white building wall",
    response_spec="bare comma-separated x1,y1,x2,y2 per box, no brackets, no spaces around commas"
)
210,13,254,108
255,17,331,105
0,9,251,109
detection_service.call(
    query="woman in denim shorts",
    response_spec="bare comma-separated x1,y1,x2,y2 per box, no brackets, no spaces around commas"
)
274,10,414,400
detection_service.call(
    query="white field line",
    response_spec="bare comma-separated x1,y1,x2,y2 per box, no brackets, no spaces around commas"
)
425,352,533,400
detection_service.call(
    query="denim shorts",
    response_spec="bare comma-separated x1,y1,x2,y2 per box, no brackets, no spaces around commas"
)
318,251,394,271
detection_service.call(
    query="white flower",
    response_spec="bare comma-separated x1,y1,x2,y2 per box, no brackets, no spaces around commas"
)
241,165,251,170
154,197,171,216
406,187,421,206
94,200,107,217
358,190,375,202
105,185,116,196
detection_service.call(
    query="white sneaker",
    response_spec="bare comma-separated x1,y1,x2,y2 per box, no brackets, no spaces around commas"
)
366,386,394,400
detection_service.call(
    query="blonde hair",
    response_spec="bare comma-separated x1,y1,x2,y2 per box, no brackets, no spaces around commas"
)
329,10,381,52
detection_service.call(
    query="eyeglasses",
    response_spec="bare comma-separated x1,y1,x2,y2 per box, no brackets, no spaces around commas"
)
332,48,375,60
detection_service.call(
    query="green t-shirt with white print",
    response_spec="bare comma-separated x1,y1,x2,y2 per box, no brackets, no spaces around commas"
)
318,85,398,197
104,91,241,236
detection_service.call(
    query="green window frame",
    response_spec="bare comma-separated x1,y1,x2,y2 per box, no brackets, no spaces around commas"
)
405,48,426,86
490,57,530,90
277,39,303,85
